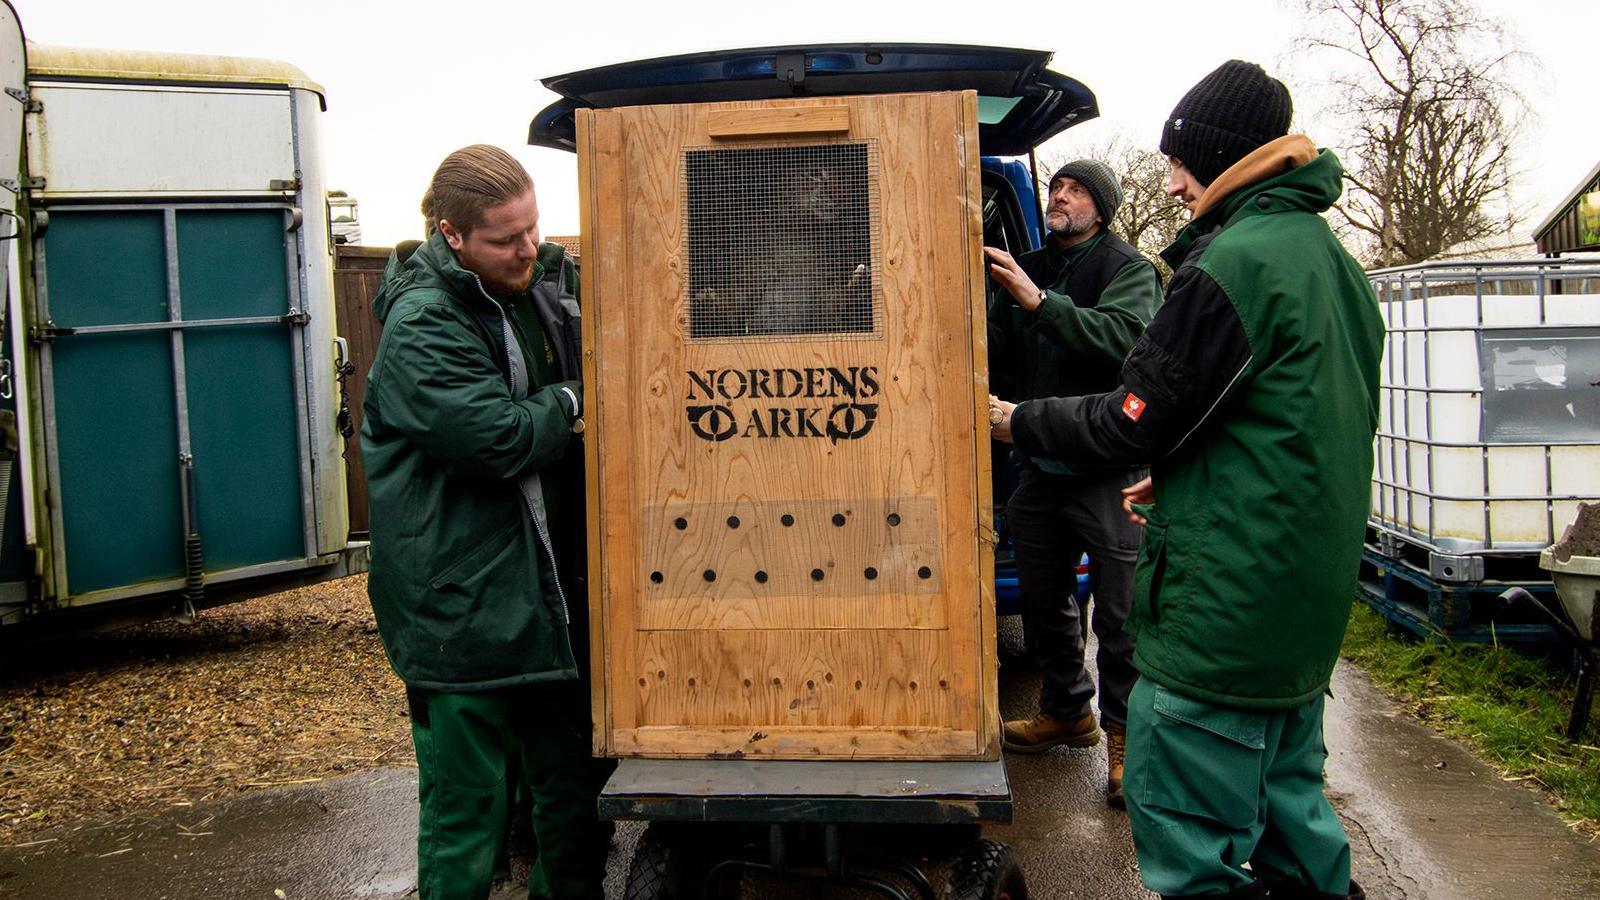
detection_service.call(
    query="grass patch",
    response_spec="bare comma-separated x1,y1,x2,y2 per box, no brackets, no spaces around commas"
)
1342,602,1600,832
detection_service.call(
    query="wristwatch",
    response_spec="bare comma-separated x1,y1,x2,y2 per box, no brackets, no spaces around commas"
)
989,405,1005,426
1036,288,1048,307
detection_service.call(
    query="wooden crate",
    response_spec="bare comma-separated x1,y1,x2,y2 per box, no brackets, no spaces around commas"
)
577,91,996,760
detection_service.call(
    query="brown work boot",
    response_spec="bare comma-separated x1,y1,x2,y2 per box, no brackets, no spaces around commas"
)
1002,711,1101,753
1105,719,1126,809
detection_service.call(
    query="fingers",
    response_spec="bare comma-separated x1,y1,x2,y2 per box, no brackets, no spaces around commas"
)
1121,476,1152,525
983,247,1020,276
1120,495,1148,526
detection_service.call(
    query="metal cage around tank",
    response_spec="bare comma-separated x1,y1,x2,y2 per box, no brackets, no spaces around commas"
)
1368,257,1600,580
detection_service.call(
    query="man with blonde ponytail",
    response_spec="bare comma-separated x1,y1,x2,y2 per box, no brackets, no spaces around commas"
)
362,145,604,899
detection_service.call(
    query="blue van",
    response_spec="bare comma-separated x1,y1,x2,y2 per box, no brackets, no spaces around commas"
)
530,43,1096,619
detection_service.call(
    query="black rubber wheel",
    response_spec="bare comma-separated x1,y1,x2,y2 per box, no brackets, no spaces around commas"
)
944,838,1028,900
625,823,733,900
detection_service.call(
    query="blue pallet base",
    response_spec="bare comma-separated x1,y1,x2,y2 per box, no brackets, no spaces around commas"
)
1357,547,1566,651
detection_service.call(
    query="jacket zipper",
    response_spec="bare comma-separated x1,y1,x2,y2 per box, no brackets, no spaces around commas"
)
475,274,571,627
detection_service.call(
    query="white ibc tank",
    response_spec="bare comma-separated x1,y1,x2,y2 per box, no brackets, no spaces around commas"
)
1371,260,1600,555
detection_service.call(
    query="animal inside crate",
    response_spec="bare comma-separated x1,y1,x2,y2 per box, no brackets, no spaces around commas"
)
576,91,996,760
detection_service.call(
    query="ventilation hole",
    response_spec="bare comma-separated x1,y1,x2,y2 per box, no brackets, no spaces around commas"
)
649,571,664,584
781,513,795,527
832,513,847,527
727,515,741,529
886,513,901,526
917,566,932,580
703,569,717,582
755,570,769,584
811,569,825,582
674,517,688,530
864,567,878,580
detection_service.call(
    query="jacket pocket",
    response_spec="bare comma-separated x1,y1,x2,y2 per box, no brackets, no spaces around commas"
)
428,518,523,592
1133,516,1167,625
1142,685,1267,827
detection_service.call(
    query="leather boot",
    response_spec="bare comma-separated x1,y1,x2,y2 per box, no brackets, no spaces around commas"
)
1001,711,1101,753
1105,719,1126,809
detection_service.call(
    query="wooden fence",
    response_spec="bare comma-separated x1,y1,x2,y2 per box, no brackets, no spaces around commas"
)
332,245,391,538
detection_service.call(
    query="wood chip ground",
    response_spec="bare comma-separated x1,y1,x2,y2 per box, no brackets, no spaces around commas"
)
0,576,414,843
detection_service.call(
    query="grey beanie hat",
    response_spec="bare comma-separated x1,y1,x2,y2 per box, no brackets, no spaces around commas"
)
1049,159,1124,225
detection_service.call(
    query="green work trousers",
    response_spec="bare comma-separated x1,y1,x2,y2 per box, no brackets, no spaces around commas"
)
1124,678,1351,898
408,681,608,900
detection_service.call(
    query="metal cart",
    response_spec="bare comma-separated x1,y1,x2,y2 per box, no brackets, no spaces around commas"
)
603,758,1024,900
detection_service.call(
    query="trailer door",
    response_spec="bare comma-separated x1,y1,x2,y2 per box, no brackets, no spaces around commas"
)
25,78,320,608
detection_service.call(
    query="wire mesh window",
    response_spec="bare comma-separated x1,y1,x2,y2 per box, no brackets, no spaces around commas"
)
683,141,881,340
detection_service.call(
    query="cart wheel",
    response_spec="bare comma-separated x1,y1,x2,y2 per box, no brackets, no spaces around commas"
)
624,823,713,900
944,838,1027,900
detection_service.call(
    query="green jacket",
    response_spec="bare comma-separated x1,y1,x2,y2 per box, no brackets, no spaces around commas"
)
1131,146,1383,708
988,232,1161,475
362,232,585,691
987,231,1161,404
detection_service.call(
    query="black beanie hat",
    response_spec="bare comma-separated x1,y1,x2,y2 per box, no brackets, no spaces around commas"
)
1049,159,1124,226
1159,60,1293,187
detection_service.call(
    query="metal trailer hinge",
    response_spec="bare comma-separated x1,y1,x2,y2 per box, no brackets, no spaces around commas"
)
269,175,302,192
0,176,44,194
30,321,66,342
4,86,40,113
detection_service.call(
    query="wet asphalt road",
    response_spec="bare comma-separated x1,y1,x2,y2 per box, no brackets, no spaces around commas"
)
4,620,1600,899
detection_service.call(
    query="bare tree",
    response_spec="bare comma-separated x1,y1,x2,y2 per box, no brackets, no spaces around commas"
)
1296,0,1528,266
1040,134,1187,280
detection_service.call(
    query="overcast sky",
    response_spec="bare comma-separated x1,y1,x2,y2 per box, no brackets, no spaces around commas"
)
15,0,1596,247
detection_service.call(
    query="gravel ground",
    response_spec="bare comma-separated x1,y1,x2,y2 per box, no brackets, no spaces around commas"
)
0,575,413,844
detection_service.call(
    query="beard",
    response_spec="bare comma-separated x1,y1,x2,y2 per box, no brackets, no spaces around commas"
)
481,263,536,298
1046,207,1099,240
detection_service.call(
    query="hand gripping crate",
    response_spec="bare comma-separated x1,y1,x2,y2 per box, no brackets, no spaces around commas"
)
576,91,997,760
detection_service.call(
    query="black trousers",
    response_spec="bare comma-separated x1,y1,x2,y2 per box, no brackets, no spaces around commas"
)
1007,465,1144,725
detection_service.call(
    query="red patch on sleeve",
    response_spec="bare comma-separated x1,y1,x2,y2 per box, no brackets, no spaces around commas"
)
1121,392,1146,422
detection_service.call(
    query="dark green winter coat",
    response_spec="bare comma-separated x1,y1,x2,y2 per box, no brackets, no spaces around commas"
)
1130,142,1383,708
362,232,585,691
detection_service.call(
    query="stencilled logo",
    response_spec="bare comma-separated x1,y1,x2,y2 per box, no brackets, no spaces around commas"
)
684,366,880,444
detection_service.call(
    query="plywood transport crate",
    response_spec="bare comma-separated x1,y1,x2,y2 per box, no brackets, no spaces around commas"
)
577,91,996,760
